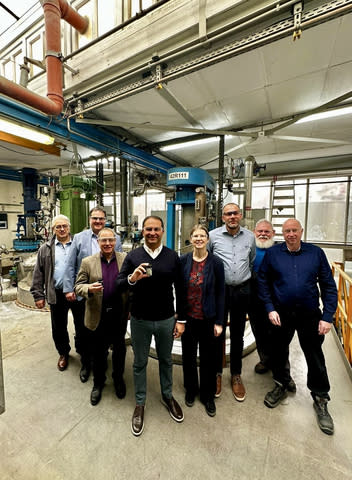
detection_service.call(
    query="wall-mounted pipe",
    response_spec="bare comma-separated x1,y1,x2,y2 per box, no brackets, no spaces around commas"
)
0,0,88,116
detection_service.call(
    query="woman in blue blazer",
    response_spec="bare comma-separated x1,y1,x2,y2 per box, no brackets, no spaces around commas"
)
180,224,225,417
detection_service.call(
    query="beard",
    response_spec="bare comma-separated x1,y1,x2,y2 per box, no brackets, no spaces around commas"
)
256,237,275,249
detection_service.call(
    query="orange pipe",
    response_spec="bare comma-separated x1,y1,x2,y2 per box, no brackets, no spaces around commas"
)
0,0,88,116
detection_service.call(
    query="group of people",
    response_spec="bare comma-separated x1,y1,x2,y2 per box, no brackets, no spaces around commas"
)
30,203,337,437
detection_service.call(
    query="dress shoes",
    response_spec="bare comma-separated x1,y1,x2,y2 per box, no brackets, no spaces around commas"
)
57,355,68,371
231,374,246,402
131,405,145,436
203,399,216,417
114,377,126,399
185,391,195,407
161,396,184,422
79,365,91,383
90,385,104,406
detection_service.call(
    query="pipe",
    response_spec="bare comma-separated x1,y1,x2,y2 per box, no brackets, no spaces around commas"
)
0,0,88,116
243,155,254,231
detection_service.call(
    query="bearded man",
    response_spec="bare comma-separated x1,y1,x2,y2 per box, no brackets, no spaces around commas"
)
248,219,296,393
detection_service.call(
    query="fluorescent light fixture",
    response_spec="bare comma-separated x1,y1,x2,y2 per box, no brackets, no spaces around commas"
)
161,136,220,151
0,118,55,145
84,158,115,173
296,106,352,124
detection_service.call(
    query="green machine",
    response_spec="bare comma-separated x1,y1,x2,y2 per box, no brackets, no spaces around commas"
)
59,175,98,234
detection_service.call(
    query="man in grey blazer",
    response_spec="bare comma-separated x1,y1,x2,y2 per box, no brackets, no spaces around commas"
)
63,206,123,382
75,228,128,406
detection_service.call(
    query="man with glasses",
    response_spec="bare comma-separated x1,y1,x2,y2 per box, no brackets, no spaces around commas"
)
208,203,256,402
63,206,123,384
31,215,86,372
75,228,128,406
117,215,186,436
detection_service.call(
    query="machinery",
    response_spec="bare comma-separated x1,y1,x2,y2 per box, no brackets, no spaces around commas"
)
13,168,48,251
59,174,98,234
166,167,216,251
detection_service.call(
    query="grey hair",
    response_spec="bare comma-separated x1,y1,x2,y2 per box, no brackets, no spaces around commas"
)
52,214,70,230
255,218,273,229
98,227,115,238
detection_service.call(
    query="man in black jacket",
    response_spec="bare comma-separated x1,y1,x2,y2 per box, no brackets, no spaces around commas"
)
117,215,186,436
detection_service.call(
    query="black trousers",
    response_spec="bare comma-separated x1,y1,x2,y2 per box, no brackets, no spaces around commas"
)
89,308,128,387
215,282,250,375
181,317,217,402
247,278,272,366
271,308,330,398
50,289,89,362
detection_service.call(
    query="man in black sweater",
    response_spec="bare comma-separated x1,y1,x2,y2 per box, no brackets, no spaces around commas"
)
117,215,186,436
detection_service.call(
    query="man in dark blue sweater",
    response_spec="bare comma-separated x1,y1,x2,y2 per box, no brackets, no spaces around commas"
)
117,215,186,436
258,219,337,435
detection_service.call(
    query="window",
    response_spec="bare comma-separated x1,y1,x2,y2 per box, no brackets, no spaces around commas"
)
97,0,118,35
306,177,347,242
76,1,94,48
28,34,44,77
347,178,352,243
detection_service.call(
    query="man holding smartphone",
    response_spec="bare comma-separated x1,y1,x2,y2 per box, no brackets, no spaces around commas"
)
117,215,186,436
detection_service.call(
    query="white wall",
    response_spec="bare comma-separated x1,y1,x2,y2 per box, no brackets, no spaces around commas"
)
0,179,23,249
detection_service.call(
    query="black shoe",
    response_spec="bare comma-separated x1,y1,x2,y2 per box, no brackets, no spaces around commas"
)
264,383,287,408
254,362,269,374
287,377,297,393
204,399,216,417
185,392,195,407
161,396,184,422
131,405,145,436
90,385,104,406
114,377,126,399
313,397,334,435
80,365,91,383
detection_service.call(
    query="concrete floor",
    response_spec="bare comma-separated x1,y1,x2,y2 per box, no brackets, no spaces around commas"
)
0,299,351,480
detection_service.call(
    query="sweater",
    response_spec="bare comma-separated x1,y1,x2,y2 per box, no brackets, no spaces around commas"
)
116,246,186,321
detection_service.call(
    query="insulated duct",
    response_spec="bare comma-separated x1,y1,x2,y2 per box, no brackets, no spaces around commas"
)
0,0,88,116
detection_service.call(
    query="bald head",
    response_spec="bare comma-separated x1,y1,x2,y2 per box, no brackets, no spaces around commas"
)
282,219,303,251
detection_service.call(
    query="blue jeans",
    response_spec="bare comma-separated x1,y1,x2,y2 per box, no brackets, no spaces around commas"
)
130,315,175,405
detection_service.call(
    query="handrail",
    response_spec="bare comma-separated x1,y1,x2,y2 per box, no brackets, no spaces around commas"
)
331,262,352,365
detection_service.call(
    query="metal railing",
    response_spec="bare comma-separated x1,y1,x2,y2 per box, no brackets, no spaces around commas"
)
332,262,352,366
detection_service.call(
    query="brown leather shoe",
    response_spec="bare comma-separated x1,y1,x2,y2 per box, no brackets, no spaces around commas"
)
57,355,68,371
231,374,246,402
131,405,145,436
215,374,222,398
161,396,184,422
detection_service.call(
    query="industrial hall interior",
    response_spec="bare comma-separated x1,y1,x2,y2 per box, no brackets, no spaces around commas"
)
0,0,352,479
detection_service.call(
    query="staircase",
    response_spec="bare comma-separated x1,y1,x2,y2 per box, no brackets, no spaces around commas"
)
270,182,296,241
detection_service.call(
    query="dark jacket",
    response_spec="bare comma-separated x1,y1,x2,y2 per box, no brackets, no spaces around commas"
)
30,236,58,305
258,241,337,322
180,252,225,325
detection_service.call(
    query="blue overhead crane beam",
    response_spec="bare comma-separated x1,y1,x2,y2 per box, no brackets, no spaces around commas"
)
0,95,174,175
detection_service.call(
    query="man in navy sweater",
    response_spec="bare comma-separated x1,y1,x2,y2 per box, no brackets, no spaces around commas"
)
117,215,186,436
258,219,337,435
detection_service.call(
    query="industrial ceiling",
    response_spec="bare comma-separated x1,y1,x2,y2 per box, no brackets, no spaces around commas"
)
0,0,352,182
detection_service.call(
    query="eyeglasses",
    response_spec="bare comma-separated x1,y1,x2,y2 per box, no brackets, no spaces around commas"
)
223,211,241,217
143,227,162,232
91,217,106,221
55,224,69,230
